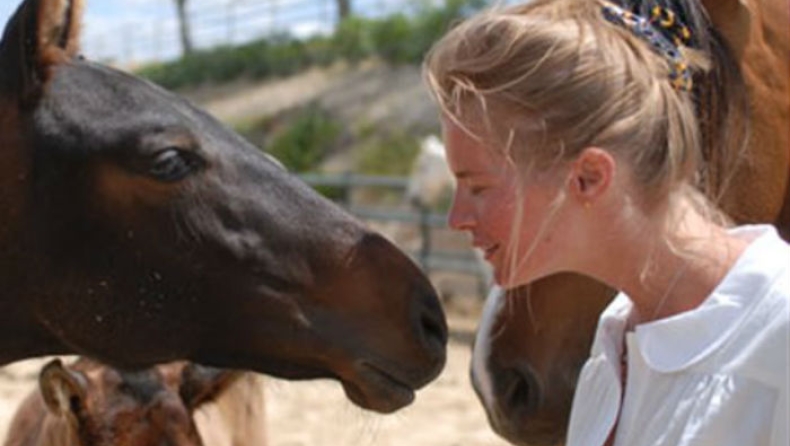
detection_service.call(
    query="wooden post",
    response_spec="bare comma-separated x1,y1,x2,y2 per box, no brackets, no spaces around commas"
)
340,171,353,207
418,204,432,273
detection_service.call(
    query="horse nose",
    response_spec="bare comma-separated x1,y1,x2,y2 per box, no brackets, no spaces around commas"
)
492,362,541,420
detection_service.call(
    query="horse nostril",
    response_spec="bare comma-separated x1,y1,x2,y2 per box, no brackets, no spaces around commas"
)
420,312,447,352
414,291,448,360
505,371,531,411
496,365,541,418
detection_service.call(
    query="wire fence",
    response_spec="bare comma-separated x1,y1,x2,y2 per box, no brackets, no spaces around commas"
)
83,0,429,67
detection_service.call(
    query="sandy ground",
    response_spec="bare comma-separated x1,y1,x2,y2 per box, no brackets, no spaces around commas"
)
0,310,509,446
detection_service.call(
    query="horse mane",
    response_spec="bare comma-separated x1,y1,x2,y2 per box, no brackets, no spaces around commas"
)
615,0,750,203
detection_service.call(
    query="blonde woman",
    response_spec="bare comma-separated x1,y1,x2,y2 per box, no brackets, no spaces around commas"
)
424,1,789,445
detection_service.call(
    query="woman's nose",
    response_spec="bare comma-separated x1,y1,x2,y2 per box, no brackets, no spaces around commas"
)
447,194,475,232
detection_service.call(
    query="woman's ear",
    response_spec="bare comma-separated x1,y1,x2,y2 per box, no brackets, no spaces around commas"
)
568,147,616,205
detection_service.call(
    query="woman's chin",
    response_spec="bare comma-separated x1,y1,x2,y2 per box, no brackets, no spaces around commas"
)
493,267,552,289
493,270,523,289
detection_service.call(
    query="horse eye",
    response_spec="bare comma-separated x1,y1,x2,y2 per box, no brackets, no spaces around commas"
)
148,149,201,182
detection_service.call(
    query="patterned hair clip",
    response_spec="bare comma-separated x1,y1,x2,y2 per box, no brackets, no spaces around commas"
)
600,2,693,91
649,6,692,46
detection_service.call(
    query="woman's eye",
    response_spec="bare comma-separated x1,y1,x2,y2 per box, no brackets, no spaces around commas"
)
470,185,488,195
148,149,202,182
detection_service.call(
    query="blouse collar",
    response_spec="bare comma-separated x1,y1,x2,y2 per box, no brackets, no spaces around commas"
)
594,225,787,373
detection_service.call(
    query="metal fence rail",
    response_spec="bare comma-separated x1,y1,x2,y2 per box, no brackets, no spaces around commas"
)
84,0,421,66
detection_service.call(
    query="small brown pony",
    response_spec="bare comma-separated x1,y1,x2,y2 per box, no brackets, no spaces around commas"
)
3,359,265,446
0,0,447,415
469,0,790,444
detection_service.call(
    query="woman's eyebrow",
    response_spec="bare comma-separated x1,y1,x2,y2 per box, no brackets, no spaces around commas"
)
455,170,483,179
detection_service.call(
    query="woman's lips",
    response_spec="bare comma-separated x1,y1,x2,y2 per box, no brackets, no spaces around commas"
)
483,244,499,261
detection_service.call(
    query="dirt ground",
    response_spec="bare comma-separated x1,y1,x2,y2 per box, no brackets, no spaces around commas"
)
0,307,509,446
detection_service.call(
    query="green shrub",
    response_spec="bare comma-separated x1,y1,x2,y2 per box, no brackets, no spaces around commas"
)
262,105,342,173
332,16,374,63
312,184,349,202
303,35,337,67
355,128,421,176
368,14,417,64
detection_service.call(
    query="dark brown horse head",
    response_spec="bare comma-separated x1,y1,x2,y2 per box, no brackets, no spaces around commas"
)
467,0,790,444
0,0,447,413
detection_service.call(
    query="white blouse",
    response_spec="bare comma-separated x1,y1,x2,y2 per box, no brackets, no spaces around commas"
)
567,225,789,446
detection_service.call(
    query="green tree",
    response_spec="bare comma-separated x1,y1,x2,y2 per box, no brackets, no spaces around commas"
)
336,0,352,21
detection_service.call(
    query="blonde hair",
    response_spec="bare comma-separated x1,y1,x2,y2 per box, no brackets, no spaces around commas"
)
424,0,710,206
424,0,739,286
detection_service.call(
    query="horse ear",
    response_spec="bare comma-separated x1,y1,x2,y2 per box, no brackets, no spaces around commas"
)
0,0,84,101
701,0,752,57
39,359,88,419
179,364,242,410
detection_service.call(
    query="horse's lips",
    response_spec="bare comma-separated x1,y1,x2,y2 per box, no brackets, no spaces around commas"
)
341,363,416,413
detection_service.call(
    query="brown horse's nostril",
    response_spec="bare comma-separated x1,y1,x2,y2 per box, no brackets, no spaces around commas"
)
413,287,448,367
420,311,447,352
495,364,541,419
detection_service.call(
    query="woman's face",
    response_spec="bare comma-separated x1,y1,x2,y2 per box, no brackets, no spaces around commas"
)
442,117,569,287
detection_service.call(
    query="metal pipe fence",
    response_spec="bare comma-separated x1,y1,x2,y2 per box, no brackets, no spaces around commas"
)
83,0,427,67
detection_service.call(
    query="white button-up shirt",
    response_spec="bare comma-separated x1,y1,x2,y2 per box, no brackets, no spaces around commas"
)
567,225,789,446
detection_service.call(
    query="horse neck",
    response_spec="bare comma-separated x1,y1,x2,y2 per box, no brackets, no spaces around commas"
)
0,104,29,244
0,301,65,366
0,101,36,278
0,254,67,366
0,206,60,366
0,104,65,364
